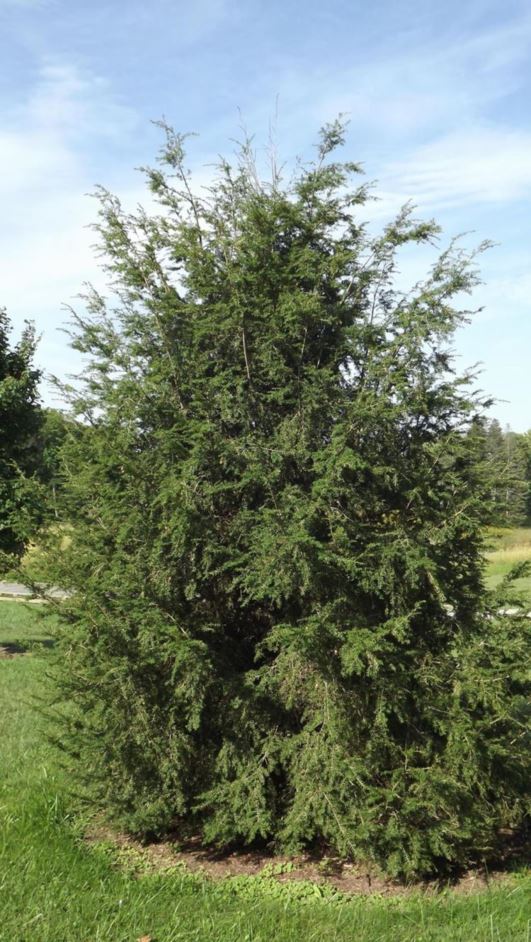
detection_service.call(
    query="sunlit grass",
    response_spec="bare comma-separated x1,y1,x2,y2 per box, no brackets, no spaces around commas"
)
484,527,531,594
0,599,58,651
0,604,530,941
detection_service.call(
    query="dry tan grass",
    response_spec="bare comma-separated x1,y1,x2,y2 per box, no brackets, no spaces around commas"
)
485,546,531,562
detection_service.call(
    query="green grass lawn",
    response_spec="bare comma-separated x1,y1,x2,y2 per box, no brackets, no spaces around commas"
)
0,603,530,941
484,527,531,595
0,599,58,652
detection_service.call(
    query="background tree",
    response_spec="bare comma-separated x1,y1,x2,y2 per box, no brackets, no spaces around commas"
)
46,123,530,879
514,428,531,523
36,408,72,520
0,311,43,562
481,419,528,526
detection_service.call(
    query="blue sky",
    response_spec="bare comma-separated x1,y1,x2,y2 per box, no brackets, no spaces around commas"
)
1,0,530,427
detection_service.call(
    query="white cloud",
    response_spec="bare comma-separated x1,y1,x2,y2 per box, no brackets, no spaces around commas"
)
367,127,531,217
0,62,144,394
298,10,531,146
22,62,137,140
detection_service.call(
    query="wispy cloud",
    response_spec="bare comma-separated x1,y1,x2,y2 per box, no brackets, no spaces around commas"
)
373,126,531,216
303,10,531,141
0,62,143,384
18,62,136,138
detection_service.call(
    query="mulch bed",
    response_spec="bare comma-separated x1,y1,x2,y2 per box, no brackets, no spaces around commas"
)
87,824,512,897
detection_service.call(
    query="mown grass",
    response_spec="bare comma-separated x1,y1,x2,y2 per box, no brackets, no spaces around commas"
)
484,527,531,595
1,605,530,941
0,599,58,649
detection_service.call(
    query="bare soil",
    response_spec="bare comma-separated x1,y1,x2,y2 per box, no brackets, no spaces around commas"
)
86,824,514,898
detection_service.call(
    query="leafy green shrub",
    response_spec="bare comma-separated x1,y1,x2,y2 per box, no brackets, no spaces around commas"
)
46,122,530,879
0,312,43,563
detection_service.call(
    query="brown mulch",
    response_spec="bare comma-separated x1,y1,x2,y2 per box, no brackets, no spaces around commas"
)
86,824,512,897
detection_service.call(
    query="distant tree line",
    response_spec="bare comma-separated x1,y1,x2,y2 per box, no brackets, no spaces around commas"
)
475,418,531,527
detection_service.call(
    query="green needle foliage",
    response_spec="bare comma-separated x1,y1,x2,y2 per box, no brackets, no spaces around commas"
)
47,121,530,879
0,311,43,561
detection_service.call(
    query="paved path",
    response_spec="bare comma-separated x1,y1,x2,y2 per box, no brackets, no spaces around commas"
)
1,582,528,616
0,581,68,600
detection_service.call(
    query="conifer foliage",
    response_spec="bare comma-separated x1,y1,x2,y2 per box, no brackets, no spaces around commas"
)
49,123,530,878
0,311,42,559
481,419,528,526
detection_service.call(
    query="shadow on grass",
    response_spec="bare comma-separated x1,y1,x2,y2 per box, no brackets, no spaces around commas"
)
0,637,56,656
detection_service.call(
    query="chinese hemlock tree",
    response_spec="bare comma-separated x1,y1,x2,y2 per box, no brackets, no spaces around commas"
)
48,124,530,878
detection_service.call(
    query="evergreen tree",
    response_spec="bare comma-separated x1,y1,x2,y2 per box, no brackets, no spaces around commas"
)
47,123,530,879
37,408,72,520
515,429,531,523
482,420,528,526
0,311,42,560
